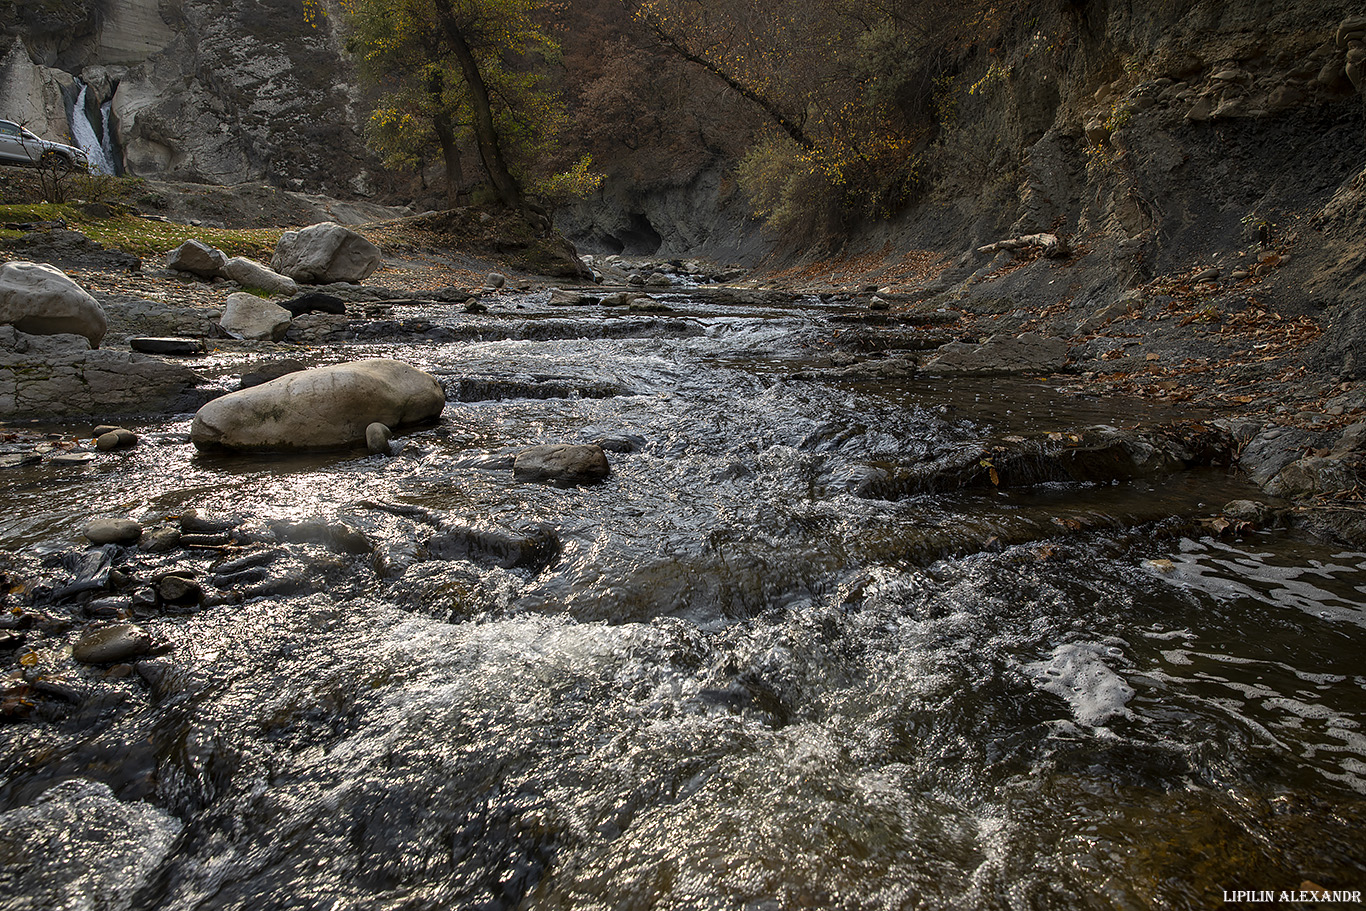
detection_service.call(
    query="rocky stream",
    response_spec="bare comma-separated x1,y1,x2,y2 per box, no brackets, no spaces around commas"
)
2,273,1366,909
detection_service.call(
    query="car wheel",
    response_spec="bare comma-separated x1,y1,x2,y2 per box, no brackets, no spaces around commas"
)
40,150,74,172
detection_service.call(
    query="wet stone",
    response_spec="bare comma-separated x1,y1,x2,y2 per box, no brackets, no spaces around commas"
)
366,422,392,456
240,359,306,390
72,622,153,664
0,452,40,469
155,574,203,606
95,428,137,451
85,597,129,619
141,525,182,553
84,517,143,546
513,443,611,486
129,337,205,355
50,452,97,467
179,510,241,535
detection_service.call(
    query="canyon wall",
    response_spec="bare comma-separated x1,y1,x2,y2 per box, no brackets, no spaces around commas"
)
0,0,380,196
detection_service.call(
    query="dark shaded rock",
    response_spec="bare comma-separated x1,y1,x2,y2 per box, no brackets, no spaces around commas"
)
72,622,152,664
366,422,392,455
1265,457,1359,498
281,292,347,317
130,337,205,356
95,428,138,451
176,511,238,535
1239,427,1325,485
427,523,560,573
240,359,306,389
513,444,611,485
155,574,204,606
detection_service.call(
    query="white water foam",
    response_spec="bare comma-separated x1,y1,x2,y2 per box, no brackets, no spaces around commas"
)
1025,641,1136,726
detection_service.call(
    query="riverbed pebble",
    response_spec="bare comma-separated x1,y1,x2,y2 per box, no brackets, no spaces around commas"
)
84,517,143,546
95,428,138,451
366,422,393,455
155,574,203,606
72,622,153,664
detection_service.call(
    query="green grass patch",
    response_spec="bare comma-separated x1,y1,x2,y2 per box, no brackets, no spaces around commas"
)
0,203,282,260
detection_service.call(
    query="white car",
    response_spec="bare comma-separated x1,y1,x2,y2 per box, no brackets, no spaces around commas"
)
0,119,90,171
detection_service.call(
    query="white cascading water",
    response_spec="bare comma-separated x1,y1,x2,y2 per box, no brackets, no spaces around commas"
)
69,82,118,175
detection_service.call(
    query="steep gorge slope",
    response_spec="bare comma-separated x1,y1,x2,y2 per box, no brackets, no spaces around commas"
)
774,1,1366,378
0,0,381,196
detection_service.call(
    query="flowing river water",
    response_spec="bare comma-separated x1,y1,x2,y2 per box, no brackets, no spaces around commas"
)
2,289,1365,909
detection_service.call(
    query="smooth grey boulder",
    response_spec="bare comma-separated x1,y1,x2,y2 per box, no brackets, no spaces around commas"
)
0,262,108,347
220,292,292,341
73,622,152,663
513,443,611,485
84,517,143,545
223,257,299,296
165,240,227,279
190,358,445,451
271,222,382,284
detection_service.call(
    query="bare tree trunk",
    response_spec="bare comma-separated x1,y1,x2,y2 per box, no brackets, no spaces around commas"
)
425,68,465,205
433,113,464,205
431,0,525,210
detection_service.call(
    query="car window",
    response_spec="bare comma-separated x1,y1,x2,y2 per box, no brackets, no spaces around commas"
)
0,123,20,138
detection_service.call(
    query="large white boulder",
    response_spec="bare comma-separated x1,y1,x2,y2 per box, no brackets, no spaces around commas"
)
219,292,292,341
223,256,298,296
0,262,108,347
272,222,382,284
190,358,446,451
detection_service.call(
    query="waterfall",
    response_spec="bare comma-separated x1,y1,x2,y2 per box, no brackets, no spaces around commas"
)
69,82,118,175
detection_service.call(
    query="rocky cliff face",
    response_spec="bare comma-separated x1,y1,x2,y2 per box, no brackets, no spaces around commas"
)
0,0,379,196
829,1,1366,376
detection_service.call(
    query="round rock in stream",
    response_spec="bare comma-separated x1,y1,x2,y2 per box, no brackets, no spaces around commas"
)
366,422,392,455
513,443,611,485
72,622,152,663
190,358,445,451
83,517,143,545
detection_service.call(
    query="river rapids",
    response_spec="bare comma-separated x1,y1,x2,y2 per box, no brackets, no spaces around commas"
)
1,290,1363,909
